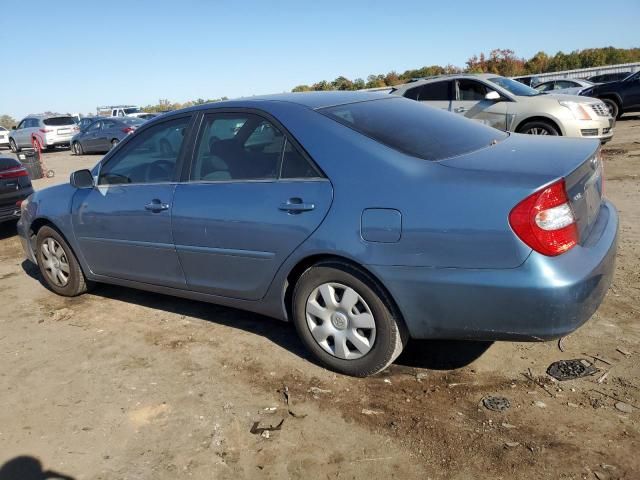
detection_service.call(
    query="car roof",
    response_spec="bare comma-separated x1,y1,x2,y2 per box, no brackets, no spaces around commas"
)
167,91,391,115
391,73,507,91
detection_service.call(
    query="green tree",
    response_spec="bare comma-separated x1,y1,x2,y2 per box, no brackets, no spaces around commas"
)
0,114,16,129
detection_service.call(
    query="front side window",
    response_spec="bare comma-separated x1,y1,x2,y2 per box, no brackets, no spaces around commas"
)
88,121,102,132
98,116,191,185
555,81,576,89
457,80,488,101
419,81,451,101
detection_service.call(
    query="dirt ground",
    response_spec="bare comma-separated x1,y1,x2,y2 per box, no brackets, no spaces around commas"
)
0,117,638,480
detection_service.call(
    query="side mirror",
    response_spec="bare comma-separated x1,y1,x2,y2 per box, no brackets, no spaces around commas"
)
485,91,501,101
70,169,94,189
11,125,16,130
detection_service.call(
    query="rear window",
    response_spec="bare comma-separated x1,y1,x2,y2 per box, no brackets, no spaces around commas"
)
43,116,76,126
0,157,20,170
319,97,506,161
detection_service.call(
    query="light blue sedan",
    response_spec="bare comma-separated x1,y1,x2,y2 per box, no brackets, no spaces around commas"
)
17,92,618,376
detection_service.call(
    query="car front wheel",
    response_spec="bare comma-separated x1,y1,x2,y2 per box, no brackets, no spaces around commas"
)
602,99,620,119
292,261,408,377
517,120,560,136
36,226,90,296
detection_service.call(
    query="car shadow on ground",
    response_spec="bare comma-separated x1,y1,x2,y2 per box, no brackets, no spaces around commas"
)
0,456,75,480
21,260,493,373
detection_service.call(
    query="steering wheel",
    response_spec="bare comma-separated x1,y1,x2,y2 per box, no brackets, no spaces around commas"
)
144,160,174,183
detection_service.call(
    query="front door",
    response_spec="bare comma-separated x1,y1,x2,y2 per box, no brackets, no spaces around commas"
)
451,79,509,130
172,111,333,300
72,115,194,288
623,72,640,109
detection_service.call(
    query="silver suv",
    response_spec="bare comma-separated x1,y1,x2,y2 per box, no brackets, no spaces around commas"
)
9,114,79,152
391,74,614,143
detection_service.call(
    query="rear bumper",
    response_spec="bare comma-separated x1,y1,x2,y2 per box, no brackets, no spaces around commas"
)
0,190,32,223
369,200,618,341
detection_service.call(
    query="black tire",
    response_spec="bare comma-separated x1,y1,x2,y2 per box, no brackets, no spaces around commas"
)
601,98,621,119
72,141,84,155
292,261,408,377
517,120,560,136
35,226,90,296
9,138,19,153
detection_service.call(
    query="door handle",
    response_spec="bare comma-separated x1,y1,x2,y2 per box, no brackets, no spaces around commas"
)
279,198,315,214
454,107,468,113
145,200,170,212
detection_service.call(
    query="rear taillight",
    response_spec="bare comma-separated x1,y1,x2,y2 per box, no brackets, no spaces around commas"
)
122,127,135,134
0,166,29,179
39,128,53,133
509,179,578,256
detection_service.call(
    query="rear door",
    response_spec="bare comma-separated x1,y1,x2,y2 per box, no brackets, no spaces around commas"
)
622,72,640,108
98,119,118,151
83,121,103,152
451,79,509,130
72,115,194,287
172,110,333,300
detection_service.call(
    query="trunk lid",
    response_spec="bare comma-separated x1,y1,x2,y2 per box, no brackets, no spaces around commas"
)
439,133,603,243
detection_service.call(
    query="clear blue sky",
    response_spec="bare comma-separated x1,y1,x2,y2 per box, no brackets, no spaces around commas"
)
1,0,638,118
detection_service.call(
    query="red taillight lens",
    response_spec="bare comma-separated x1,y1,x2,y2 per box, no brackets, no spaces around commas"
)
39,128,53,133
509,179,578,256
122,127,135,134
0,166,29,179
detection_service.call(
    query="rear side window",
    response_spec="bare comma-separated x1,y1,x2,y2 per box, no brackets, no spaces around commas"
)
418,81,451,101
43,116,76,126
320,97,506,161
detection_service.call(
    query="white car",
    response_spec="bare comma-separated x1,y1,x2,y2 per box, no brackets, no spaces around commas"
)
0,126,10,148
9,114,79,152
534,79,594,96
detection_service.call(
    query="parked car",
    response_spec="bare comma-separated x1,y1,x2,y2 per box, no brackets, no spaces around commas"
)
0,156,33,223
579,70,640,119
391,74,614,142
71,117,145,155
18,92,618,377
534,79,594,95
96,105,147,118
9,114,79,152
137,113,159,121
587,72,631,84
0,126,10,149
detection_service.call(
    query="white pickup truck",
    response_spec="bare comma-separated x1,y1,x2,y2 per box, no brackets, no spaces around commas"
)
96,105,147,118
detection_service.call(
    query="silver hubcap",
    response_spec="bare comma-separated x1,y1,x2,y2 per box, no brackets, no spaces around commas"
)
527,127,549,135
305,282,376,360
40,237,70,287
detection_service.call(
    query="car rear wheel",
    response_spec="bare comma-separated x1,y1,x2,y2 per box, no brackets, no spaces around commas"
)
292,261,408,377
518,120,560,136
36,226,90,296
602,98,621,119
9,138,19,153
72,142,84,155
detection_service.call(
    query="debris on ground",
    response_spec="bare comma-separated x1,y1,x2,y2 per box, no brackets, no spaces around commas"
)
522,369,554,397
482,396,510,412
501,423,516,429
597,372,610,384
50,308,74,322
308,387,332,395
281,386,307,419
361,408,384,416
614,402,634,414
415,372,429,382
583,353,613,366
533,401,547,409
558,336,566,352
616,347,631,357
546,359,598,381
504,442,520,448
250,418,284,436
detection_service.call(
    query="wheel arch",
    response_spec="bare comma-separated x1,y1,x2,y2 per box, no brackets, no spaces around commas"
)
515,116,563,136
282,253,408,332
28,217,86,275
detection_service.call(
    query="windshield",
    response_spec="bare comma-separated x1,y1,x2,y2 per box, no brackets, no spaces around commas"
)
123,107,141,114
320,97,506,161
488,77,540,96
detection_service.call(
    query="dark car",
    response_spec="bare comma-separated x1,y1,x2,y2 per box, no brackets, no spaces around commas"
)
0,156,33,223
71,117,145,155
580,71,640,118
18,92,617,377
587,72,631,84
